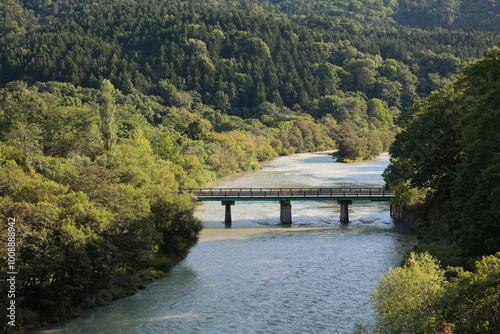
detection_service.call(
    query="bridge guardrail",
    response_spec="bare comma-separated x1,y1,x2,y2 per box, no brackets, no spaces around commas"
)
180,188,395,199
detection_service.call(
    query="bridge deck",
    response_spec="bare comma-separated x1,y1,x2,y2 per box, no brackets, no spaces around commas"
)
182,188,395,201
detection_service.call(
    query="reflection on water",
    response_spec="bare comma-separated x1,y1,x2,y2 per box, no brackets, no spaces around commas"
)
33,152,415,334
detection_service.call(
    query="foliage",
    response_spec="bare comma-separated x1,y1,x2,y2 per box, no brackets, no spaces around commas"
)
1,0,497,162
372,252,447,333
365,253,500,334
384,46,500,262
394,0,499,32
383,84,465,196
98,79,118,151
370,252,500,334
444,46,500,258
379,46,499,334
441,253,500,333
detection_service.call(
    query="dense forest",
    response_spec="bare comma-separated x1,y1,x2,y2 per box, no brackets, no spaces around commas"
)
1,0,499,161
0,0,499,332
375,47,500,333
269,0,499,32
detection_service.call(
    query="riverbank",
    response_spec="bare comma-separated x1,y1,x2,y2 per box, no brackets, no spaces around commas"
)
28,151,416,334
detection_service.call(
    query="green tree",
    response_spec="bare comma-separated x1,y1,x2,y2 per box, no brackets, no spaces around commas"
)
383,84,465,195
155,80,178,106
370,252,500,334
441,253,500,333
153,131,184,165
337,135,368,162
315,95,344,119
367,98,392,129
445,46,500,258
372,252,447,334
315,62,341,95
213,90,231,112
98,79,118,151
6,121,42,168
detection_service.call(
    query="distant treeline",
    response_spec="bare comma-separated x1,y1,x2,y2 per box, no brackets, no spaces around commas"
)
2,0,498,163
2,0,498,113
267,0,499,32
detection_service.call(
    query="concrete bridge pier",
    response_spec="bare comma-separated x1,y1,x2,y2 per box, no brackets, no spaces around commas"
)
280,200,292,224
222,201,235,226
338,200,352,224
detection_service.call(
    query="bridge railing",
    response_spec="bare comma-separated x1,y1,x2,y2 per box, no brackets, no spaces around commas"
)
180,188,395,198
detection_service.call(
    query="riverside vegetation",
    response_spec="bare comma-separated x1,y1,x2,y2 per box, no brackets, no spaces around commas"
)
0,0,499,333
0,78,339,332
369,47,500,333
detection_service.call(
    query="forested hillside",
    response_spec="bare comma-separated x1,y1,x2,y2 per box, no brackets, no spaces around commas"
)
3,0,497,104
268,0,499,32
394,0,499,32
1,0,498,162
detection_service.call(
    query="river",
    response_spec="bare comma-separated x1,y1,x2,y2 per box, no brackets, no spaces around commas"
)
34,152,416,334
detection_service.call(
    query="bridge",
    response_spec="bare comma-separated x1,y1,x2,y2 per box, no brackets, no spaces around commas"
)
182,187,396,225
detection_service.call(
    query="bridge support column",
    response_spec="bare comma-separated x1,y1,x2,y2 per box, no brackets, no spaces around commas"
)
222,201,235,226
280,200,292,224
338,200,352,224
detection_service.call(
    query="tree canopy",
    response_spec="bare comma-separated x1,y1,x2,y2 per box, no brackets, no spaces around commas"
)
370,252,500,333
384,46,500,266
1,0,498,161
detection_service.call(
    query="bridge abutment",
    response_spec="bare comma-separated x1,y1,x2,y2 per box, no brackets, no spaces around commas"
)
222,201,235,226
338,200,352,224
280,200,292,224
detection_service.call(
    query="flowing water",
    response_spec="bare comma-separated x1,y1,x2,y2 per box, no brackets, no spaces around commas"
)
35,152,416,334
